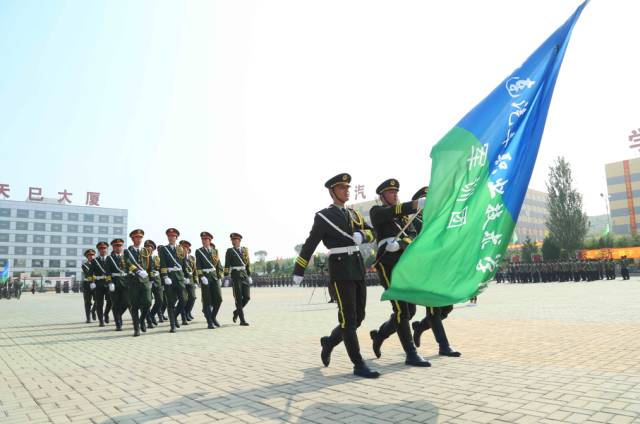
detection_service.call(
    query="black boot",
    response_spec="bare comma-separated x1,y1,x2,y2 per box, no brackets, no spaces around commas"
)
398,320,430,367
212,304,221,327
370,318,396,359
353,363,381,379
238,308,248,326
85,311,91,324
412,320,425,348
232,309,238,323
343,328,379,378
140,319,147,333
439,346,461,357
133,316,140,337
370,330,383,359
91,310,97,321
320,337,332,367
168,308,177,333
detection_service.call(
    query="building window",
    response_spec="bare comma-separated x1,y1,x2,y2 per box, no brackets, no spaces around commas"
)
33,234,45,243
14,259,26,268
67,213,79,221
83,225,94,234
47,270,61,277
0,234,8,242
66,248,77,256
82,237,93,245
49,259,61,268
51,212,63,220
50,247,61,256
16,209,29,218
50,235,62,244
67,236,78,244
114,216,124,224
34,210,46,219
98,226,108,234
33,247,45,255
99,215,109,223
34,222,46,232
0,208,10,217
0,259,7,267
83,214,94,222
16,221,28,231
51,223,63,232
15,234,27,243
0,221,10,230
32,259,44,268
0,246,8,254
67,224,78,232
14,246,27,255
113,227,124,235
65,260,77,268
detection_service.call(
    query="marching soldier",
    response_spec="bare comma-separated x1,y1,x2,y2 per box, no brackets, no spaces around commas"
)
292,173,380,378
159,228,188,333
368,179,430,367
180,240,198,323
224,233,252,326
81,249,96,323
196,232,224,329
145,240,165,325
125,229,153,337
105,238,129,331
91,241,112,326
620,256,630,280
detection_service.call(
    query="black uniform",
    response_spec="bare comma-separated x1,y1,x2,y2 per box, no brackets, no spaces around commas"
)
105,251,129,331
224,243,251,325
196,245,224,328
81,261,95,323
125,245,153,336
91,254,113,326
159,244,188,332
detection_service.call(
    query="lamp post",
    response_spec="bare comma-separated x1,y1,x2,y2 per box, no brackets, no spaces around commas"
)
600,192,612,234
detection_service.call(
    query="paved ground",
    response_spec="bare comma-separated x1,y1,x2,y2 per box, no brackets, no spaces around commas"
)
1,279,640,424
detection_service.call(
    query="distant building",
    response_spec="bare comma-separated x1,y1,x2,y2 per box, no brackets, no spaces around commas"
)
513,188,549,242
0,198,128,281
347,199,378,226
605,157,640,235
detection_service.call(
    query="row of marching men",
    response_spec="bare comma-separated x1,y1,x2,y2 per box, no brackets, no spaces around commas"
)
80,228,252,336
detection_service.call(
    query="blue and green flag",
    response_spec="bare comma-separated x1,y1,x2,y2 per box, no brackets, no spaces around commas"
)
382,2,588,307
1,262,9,284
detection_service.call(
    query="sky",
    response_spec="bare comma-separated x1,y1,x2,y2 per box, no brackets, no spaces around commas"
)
1,0,639,259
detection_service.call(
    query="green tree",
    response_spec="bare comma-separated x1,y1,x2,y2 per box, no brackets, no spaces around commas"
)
541,237,561,260
545,156,588,259
520,236,538,263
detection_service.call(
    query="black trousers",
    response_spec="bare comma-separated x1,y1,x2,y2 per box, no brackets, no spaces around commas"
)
324,279,367,366
150,281,165,320
94,283,112,324
415,306,453,349
83,288,93,321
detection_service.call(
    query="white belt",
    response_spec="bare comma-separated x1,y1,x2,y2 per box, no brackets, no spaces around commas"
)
111,272,126,277
328,245,360,256
230,266,246,271
377,237,395,248
201,268,215,273
167,267,182,272
94,276,106,280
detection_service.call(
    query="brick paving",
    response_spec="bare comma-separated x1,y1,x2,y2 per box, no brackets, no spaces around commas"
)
1,279,640,423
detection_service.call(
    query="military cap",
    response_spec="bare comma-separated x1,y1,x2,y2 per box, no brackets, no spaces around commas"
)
96,241,109,249
230,232,243,240
129,229,144,238
324,173,351,189
165,227,180,236
144,239,156,249
376,178,399,195
179,240,192,248
83,248,96,257
200,231,213,239
110,238,124,246
411,186,429,201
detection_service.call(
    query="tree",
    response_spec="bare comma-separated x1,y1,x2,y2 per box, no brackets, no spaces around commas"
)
541,237,561,261
520,237,538,263
545,156,588,259
254,250,267,262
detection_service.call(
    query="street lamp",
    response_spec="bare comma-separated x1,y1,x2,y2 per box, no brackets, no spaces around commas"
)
600,192,612,234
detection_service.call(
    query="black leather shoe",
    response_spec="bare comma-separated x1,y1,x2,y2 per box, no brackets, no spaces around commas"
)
182,320,189,326
353,364,380,379
370,330,382,359
233,310,238,323
405,351,431,367
320,336,332,367
169,327,176,333
212,318,221,327
133,329,140,337
207,322,215,329
412,321,423,348
140,322,147,333
175,320,180,328
240,322,249,326
104,316,110,324
162,315,168,320
151,317,158,326
99,322,105,327
91,311,97,320
439,346,462,357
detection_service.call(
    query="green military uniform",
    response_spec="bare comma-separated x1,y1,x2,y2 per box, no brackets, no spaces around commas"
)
293,173,380,378
181,241,197,323
91,242,113,326
144,240,165,325
125,229,153,337
620,257,630,280
105,239,129,331
224,233,251,326
196,232,224,329
81,249,96,323
159,228,188,333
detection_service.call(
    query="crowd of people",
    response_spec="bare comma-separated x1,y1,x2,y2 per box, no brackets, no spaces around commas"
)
0,278,22,299
495,257,632,283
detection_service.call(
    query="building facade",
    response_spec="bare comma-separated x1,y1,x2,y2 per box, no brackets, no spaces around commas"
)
0,198,128,281
605,157,640,235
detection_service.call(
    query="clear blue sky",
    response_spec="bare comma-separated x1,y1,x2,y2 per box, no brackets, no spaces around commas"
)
2,1,639,258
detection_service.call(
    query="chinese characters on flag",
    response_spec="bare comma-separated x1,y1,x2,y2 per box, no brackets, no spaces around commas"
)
0,184,101,206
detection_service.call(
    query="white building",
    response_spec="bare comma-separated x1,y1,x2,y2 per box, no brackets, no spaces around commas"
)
0,198,128,281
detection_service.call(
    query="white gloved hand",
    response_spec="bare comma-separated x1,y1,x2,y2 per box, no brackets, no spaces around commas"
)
108,282,115,292
386,240,401,252
248,277,253,285
200,276,209,286
136,270,148,279
353,231,364,245
417,197,426,209
163,277,172,286
89,282,96,290
293,275,303,285
224,278,230,287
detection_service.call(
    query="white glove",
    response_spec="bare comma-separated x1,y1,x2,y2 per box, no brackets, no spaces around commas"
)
224,277,230,287
108,282,115,292
353,231,364,245
417,197,426,209
89,282,96,290
200,276,209,286
386,240,401,252
248,277,253,285
293,275,303,285
163,277,172,286
136,270,148,279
